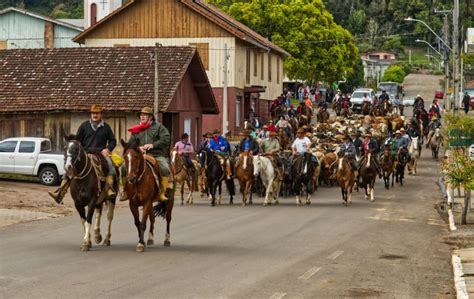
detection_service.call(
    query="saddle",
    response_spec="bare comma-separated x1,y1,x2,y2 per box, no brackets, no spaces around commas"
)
267,155,283,180
144,154,163,190
87,153,107,181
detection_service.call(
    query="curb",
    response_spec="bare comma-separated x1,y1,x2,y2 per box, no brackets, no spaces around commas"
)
449,208,458,231
452,254,469,299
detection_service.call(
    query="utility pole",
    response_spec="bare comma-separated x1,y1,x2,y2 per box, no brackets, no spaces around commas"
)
222,43,229,134
453,0,460,114
409,50,412,65
153,43,162,121
435,9,452,110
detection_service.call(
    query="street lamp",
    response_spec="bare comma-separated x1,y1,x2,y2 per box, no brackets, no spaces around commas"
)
415,39,443,57
404,17,452,51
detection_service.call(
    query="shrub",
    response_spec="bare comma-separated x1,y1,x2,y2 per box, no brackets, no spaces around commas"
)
382,65,406,83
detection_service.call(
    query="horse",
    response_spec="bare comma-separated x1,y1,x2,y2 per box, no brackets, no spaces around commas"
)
253,155,281,205
359,152,377,201
235,151,255,206
316,108,330,123
198,148,235,206
429,128,443,159
277,128,290,150
408,137,420,175
63,136,118,251
170,150,199,205
380,99,391,116
361,102,372,116
394,146,410,186
271,105,286,120
335,152,355,205
288,118,299,136
414,108,429,144
340,107,352,118
321,152,337,186
380,146,395,188
121,139,174,252
291,153,315,206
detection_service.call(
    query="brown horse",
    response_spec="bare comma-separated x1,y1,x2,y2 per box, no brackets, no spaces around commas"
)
335,152,355,205
235,151,255,206
321,152,337,186
64,137,117,251
316,108,330,123
277,128,290,150
121,139,174,252
340,107,352,118
380,99,392,116
359,152,378,201
170,149,198,205
361,102,372,116
380,145,395,189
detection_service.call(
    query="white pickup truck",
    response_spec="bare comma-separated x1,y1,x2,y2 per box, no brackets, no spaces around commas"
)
0,137,65,186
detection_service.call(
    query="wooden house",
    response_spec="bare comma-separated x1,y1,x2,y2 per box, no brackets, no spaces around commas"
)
0,46,218,151
73,0,289,134
0,7,83,49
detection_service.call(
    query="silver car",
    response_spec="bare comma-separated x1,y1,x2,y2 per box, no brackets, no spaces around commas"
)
350,89,375,113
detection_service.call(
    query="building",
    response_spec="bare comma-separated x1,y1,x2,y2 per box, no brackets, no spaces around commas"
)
0,7,83,49
73,0,289,134
361,51,397,83
0,46,218,151
84,0,122,29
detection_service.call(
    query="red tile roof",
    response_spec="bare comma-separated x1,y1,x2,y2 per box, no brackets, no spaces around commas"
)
0,46,218,114
73,0,289,57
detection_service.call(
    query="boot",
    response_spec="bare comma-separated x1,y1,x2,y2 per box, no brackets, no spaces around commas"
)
119,189,128,202
48,177,71,204
159,176,169,202
106,175,116,198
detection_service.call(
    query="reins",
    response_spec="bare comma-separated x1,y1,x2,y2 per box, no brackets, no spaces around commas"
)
72,146,93,180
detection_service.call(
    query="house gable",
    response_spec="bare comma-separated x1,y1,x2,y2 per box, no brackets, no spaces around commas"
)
77,0,232,40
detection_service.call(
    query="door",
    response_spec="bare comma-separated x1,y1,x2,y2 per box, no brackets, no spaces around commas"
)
14,140,37,175
0,140,18,173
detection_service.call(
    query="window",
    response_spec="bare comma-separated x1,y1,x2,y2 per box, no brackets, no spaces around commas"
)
90,3,97,26
235,96,242,127
0,141,17,152
189,43,209,70
384,55,390,60
268,54,272,82
40,140,51,152
184,118,191,138
246,49,251,84
19,141,35,153
276,57,280,84
253,51,258,77
260,53,264,80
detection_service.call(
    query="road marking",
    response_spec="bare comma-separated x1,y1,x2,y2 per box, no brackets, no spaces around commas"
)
298,267,321,280
328,250,344,260
269,292,287,299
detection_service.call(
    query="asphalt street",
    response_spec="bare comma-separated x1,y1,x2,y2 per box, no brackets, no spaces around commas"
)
0,147,453,298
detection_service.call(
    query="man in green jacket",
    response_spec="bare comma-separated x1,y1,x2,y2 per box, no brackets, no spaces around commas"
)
121,107,171,202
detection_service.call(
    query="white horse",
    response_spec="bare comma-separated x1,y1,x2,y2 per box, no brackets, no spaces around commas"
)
253,155,281,206
408,136,420,175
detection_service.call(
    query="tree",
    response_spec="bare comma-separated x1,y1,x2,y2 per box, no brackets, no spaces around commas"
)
382,65,406,83
346,57,365,88
208,0,359,83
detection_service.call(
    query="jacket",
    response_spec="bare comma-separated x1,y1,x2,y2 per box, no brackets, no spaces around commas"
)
76,120,116,153
129,122,170,158
209,136,230,153
361,138,378,155
339,142,356,158
239,138,259,155
352,137,362,156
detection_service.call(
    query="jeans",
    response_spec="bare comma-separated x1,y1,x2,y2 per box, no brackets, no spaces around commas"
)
105,156,115,176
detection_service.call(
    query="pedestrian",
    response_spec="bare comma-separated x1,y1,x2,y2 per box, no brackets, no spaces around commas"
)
463,92,470,114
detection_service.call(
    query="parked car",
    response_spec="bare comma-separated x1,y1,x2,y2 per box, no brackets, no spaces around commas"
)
403,97,415,107
0,137,65,185
350,88,375,113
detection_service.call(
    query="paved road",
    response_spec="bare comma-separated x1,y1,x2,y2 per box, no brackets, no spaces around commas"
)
0,149,453,298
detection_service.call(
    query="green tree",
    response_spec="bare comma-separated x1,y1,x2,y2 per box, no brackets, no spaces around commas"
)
382,36,404,56
346,57,365,88
208,0,359,83
382,65,406,83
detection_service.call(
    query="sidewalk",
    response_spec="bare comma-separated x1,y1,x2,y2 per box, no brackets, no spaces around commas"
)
454,248,474,298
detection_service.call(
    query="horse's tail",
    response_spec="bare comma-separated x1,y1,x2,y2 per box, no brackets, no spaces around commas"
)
225,178,236,196
153,202,167,219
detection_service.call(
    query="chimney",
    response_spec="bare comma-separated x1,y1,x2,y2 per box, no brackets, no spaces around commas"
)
44,21,54,48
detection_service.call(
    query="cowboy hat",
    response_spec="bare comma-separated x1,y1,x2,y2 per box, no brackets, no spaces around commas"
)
269,131,277,137
212,129,221,135
137,107,154,117
343,134,351,140
432,116,438,120
90,104,103,113
400,128,406,132
364,132,372,137
395,130,402,135
203,132,211,138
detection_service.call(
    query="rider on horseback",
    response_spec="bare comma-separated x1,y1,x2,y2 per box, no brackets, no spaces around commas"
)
425,116,442,148
276,115,292,138
49,104,117,204
121,107,171,202
239,130,259,155
290,128,318,179
339,135,358,175
174,133,195,178
393,130,409,158
359,132,383,178
260,131,284,173
208,129,232,179
199,132,212,153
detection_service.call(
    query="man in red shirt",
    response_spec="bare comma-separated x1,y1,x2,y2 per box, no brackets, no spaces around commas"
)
267,120,277,133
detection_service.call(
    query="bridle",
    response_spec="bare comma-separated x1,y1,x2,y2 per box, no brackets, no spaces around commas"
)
67,141,92,180
125,147,147,184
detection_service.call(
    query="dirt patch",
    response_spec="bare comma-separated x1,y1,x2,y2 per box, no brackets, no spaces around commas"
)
346,288,383,297
0,179,127,223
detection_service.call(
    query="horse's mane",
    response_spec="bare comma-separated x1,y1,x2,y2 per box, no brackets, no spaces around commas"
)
122,139,140,152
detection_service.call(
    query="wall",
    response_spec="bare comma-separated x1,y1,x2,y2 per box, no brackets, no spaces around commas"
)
0,11,81,49
85,37,236,88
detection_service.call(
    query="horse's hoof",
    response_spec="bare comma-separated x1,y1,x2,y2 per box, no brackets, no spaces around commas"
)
164,240,171,247
102,239,111,247
306,201,311,205
249,200,253,205
274,200,279,205
147,239,154,246
81,244,90,251
181,202,184,205
95,234,102,244
136,243,145,252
